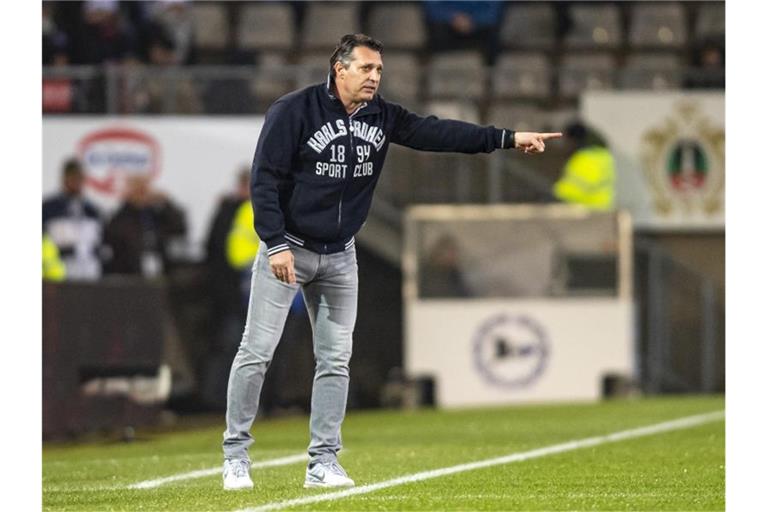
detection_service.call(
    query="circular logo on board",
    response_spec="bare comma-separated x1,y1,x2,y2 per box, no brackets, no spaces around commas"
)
472,314,549,388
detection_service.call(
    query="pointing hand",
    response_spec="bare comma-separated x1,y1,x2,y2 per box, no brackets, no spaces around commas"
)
513,132,563,154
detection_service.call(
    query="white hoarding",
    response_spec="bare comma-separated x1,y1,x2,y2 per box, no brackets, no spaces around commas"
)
582,92,724,231
406,299,633,407
43,117,265,255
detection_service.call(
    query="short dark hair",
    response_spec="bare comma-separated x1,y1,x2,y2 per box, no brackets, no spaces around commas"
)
62,157,83,177
329,33,383,77
564,122,588,143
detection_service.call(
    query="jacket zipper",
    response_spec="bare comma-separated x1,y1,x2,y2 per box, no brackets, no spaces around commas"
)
336,112,357,239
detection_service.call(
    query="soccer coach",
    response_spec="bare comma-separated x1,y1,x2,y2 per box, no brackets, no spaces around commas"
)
222,33,561,491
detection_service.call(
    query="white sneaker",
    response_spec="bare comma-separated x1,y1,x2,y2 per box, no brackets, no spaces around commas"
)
303,460,355,489
223,459,254,490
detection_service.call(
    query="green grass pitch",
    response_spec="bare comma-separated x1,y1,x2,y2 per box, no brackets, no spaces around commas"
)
43,395,724,511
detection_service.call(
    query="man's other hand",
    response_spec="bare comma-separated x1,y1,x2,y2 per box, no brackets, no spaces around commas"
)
514,132,563,154
269,250,296,284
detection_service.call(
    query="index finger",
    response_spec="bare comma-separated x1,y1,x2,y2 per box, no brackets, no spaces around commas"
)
540,132,563,140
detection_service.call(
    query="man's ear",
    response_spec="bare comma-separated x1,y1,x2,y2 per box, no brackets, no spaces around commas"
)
334,62,345,79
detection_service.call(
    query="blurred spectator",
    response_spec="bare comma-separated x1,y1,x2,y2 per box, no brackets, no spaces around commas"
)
686,41,725,89
43,2,70,65
200,168,252,408
122,29,203,113
420,234,470,298
144,0,195,65
226,201,260,280
42,2,80,113
69,0,138,65
42,234,66,282
43,158,103,280
103,175,187,277
423,1,503,64
205,168,252,311
553,121,615,211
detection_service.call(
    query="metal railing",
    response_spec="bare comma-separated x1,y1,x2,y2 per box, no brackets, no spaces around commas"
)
43,64,724,116
634,237,724,393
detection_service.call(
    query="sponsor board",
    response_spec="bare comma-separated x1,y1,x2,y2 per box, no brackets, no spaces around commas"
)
43,117,265,253
582,92,724,231
77,127,162,195
406,299,633,407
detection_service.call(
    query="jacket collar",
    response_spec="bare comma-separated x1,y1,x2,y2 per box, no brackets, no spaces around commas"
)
320,73,381,117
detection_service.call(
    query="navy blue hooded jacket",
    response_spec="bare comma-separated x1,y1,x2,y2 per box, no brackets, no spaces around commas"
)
251,78,515,256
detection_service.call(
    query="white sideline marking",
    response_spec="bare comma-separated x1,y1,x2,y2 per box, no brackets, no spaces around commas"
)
128,453,307,490
237,410,724,512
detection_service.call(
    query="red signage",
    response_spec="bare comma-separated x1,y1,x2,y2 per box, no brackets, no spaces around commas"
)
77,127,161,196
43,79,73,113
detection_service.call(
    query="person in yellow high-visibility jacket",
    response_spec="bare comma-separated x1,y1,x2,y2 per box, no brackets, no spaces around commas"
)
43,234,66,281
226,201,260,270
553,122,616,211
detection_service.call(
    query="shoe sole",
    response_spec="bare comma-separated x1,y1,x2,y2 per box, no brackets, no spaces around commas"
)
223,479,254,491
303,481,355,489
223,484,254,491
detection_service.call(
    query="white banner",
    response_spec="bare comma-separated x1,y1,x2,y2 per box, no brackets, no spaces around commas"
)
43,117,265,255
581,92,724,231
406,299,634,407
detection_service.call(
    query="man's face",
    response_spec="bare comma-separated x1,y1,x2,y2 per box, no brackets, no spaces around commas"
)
63,170,84,195
125,175,151,206
335,46,383,103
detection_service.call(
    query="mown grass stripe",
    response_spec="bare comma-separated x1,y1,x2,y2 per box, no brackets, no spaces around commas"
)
128,453,308,490
237,410,724,512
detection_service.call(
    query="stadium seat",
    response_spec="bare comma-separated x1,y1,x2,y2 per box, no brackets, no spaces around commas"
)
542,108,580,133
492,53,552,100
301,2,362,50
296,53,331,89
619,53,683,90
191,2,230,50
203,77,257,114
236,3,295,51
422,100,487,204
563,3,622,49
499,3,557,49
378,143,419,207
425,100,481,124
377,52,421,103
427,51,486,100
558,53,616,99
411,151,488,204
486,103,545,132
366,3,425,50
629,2,688,48
694,2,725,43
250,53,295,107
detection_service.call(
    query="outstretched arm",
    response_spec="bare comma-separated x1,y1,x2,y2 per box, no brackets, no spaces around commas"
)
389,102,561,154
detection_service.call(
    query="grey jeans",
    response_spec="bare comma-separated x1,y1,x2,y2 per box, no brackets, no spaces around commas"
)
222,242,358,464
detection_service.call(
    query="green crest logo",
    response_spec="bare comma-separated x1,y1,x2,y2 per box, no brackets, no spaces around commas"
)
641,101,724,216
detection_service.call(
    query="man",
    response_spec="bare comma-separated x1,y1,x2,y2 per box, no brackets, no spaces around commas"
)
553,121,615,211
42,157,103,280
201,167,253,409
102,174,187,277
222,33,561,491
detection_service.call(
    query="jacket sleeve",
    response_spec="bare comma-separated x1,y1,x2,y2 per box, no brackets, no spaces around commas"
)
388,102,515,153
251,99,300,256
